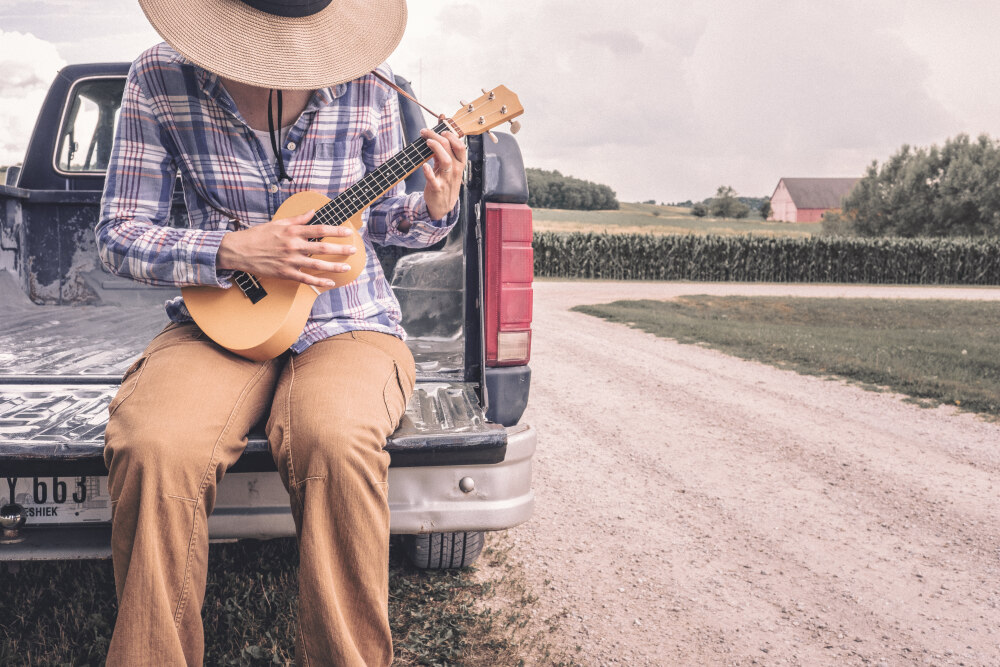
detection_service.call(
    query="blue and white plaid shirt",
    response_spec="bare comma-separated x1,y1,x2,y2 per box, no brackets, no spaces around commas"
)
97,44,458,352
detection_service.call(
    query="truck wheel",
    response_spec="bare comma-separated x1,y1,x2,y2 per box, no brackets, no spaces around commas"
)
402,531,485,569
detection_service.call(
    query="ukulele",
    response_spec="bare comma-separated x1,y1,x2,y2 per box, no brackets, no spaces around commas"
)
182,85,523,361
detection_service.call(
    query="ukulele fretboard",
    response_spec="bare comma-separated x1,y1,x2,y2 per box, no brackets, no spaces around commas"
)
310,120,451,227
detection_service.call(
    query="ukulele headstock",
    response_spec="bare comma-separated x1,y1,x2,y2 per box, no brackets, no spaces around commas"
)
447,86,524,138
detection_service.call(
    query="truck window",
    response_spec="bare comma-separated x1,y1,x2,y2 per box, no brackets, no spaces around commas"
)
55,78,125,174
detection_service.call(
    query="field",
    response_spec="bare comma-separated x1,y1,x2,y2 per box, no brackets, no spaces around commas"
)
532,203,823,238
574,296,1000,417
534,232,1000,284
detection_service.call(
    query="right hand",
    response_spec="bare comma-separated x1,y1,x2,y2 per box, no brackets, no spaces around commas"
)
216,210,357,289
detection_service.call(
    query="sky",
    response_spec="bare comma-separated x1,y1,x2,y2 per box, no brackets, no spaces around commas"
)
2,0,1000,203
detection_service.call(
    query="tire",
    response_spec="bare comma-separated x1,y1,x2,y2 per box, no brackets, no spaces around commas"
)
402,531,485,569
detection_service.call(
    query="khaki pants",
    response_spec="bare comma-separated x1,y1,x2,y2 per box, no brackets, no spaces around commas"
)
103,323,415,666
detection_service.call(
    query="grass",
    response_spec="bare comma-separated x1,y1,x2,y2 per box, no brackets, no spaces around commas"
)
574,296,1000,416
0,533,550,665
533,202,822,238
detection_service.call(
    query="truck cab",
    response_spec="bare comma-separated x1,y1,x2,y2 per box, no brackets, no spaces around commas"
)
0,63,534,568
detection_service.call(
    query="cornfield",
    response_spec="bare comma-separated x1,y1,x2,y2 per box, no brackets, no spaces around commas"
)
532,232,1000,285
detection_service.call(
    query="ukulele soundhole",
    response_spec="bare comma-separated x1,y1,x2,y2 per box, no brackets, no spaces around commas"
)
234,271,267,304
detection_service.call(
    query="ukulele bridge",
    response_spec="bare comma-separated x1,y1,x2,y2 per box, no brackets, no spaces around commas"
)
234,271,267,304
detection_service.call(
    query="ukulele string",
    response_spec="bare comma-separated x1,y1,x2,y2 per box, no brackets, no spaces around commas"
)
309,123,450,230
307,104,510,232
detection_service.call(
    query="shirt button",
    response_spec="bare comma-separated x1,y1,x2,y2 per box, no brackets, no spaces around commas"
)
268,183,279,194
286,141,296,151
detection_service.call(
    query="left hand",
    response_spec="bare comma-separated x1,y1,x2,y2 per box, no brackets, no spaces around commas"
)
420,128,466,220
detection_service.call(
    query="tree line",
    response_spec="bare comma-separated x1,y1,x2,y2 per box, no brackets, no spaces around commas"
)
825,133,1000,237
526,168,619,210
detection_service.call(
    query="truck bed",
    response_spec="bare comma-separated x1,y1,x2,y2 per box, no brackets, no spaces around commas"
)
0,275,506,476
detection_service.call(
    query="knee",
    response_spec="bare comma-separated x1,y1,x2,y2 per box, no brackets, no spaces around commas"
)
105,429,170,474
291,420,388,485
104,425,209,501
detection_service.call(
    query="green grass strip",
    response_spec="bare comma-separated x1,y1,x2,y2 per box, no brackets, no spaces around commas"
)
574,297,1000,416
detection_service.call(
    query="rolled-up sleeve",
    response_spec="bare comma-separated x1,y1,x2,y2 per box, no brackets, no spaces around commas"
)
96,65,231,288
364,85,460,248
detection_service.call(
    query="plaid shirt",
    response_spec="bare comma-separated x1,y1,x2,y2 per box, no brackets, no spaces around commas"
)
97,44,458,352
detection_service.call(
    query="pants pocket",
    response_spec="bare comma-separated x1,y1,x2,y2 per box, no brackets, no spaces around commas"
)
382,361,413,433
108,356,147,418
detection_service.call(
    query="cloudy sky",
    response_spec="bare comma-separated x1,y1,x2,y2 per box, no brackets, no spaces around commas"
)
2,1,1000,202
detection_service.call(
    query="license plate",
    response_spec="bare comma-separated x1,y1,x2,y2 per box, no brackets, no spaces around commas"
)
3,476,112,525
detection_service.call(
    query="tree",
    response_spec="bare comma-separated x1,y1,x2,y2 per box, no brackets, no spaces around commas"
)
525,168,620,210
691,202,708,217
759,200,772,220
708,185,751,219
819,210,854,236
839,134,1000,237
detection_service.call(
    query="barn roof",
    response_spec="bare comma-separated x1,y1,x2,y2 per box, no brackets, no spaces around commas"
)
776,178,860,209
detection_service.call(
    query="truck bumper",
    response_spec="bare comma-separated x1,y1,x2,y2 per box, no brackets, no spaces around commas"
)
0,423,535,561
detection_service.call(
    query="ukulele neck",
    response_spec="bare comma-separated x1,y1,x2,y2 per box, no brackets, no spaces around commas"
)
310,119,455,226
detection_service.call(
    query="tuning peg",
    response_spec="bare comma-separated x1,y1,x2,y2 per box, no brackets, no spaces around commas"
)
487,131,499,144
460,99,469,107
508,119,522,135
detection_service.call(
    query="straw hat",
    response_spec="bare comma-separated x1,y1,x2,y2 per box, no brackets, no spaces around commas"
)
138,0,408,90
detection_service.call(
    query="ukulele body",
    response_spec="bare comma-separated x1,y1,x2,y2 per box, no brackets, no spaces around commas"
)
181,190,366,361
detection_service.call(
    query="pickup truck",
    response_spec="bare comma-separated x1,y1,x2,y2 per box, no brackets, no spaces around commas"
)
0,62,535,569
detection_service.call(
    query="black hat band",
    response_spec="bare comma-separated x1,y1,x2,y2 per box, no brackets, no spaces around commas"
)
240,0,333,18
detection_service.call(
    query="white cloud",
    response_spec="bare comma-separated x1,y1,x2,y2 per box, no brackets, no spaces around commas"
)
897,3,1000,139
0,30,66,165
392,1,707,200
389,1,974,202
4,1,1000,203
678,2,954,198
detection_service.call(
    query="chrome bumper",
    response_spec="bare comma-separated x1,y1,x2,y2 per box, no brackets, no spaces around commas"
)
0,423,535,561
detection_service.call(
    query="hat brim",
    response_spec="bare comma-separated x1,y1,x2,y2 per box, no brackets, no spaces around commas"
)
139,0,407,90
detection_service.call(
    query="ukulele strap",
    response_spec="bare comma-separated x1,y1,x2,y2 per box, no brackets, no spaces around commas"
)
370,70,446,121
267,89,293,182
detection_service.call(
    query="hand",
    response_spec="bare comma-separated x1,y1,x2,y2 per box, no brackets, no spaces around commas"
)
217,210,357,289
420,128,466,221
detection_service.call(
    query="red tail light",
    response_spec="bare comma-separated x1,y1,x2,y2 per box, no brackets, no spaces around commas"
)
484,202,533,366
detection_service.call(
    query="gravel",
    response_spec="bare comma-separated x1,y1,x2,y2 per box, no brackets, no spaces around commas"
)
511,281,1000,666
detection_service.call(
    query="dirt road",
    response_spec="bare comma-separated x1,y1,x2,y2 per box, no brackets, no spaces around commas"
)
512,281,1000,666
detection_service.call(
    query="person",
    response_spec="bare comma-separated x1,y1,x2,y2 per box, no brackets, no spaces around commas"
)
95,1,466,664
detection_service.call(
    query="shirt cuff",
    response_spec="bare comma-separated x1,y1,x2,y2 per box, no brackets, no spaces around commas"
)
178,228,234,288
413,197,460,228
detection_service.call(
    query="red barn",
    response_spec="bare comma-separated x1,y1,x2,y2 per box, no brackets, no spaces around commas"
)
768,177,859,222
